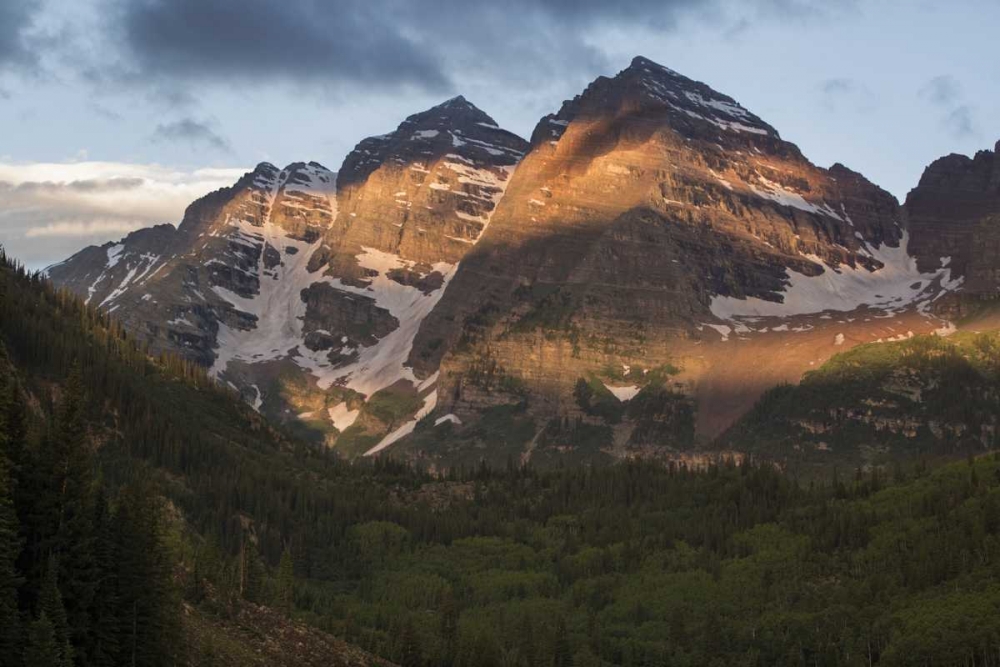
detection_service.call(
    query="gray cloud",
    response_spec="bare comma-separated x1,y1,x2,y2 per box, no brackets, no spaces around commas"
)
819,77,876,111
944,105,977,138
152,118,231,153
0,0,40,69
919,75,961,106
8,177,145,194
822,78,858,95
110,0,452,92
919,75,979,139
0,161,246,269
97,0,848,98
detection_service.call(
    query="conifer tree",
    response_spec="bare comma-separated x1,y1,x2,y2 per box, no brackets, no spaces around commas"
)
552,617,573,667
277,547,295,616
0,415,24,667
23,612,61,667
115,483,179,667
399,618,421,667
88,488,120,667
54,364,97,651
38,556,73,667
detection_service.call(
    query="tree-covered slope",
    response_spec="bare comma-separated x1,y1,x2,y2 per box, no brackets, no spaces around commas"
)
0,248,402,666
8,245,1000,665
721,330,1000,476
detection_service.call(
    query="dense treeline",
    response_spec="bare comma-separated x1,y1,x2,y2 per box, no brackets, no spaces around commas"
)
0,355,178,666
7,247,1000,666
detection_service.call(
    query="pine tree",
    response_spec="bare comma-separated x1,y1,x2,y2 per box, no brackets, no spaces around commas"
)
0,409,25,667
552,617,573,667
23,612,61,667
517,613,537,667
89,488,120,667
277,547,295,617
115,483,180,667
38,556,73,667
399,618,421,667
240,531,265,604
53,364,98,652
440,591,459,665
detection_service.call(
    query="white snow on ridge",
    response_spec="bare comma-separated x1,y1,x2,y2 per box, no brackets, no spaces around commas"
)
750,176,843,220
209,157,519,452
603,383,641,402
328,402,360,432
210,218,324,375
211,168,336,376
292,248,458,398
709,231,963,321
106,243,125,268
283,163,337,203
365,390,437,456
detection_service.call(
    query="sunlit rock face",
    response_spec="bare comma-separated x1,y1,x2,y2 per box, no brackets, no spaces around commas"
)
48,99,528,451
49,57,979,468
408,56,961,463
905,141,1000,296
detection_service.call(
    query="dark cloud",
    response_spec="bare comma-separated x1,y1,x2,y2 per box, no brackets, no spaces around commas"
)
11,177,146,194
151,118,231,153
0,0,39,69
112,0,452,91
100,0,844,97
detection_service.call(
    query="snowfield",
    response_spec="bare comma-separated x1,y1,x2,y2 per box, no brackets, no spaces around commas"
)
206,155,518,454
709,231,963,321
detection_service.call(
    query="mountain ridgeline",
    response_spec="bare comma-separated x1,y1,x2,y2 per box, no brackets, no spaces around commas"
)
48,56,1000,474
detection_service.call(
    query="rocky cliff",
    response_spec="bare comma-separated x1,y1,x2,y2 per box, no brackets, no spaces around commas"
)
48,56,989,470
48,98,527,450
405,56,961,466
905,140,1000,296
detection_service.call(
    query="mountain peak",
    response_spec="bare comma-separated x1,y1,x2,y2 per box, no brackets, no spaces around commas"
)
438,94,472,108
531,56,779,146
337,95,527,191
411,94,497,128
627,55,676,75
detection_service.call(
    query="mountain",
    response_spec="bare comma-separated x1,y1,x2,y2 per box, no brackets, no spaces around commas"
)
48,98,527,454
404,56,963,466
18,245,1000,665
48,56,987,471
905,140,1000,298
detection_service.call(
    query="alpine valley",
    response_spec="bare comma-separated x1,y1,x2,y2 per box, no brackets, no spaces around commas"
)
8,50,1000,667
48,56,1000,475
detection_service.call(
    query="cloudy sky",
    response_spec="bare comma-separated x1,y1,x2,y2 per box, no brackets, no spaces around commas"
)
1,0,998,268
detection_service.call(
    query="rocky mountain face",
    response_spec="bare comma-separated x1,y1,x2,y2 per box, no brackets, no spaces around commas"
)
406,56,962,466
905,141,1000,297
48,98,527,451
48,56,991,470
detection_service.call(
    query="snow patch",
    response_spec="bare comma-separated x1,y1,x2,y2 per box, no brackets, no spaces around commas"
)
709,231,962,321
435,413,462,426
603,383,641,402
365,390,437,456
328,402,361,432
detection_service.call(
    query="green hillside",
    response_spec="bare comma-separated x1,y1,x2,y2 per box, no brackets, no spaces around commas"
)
722,331,1000,477
5,248,1000,665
